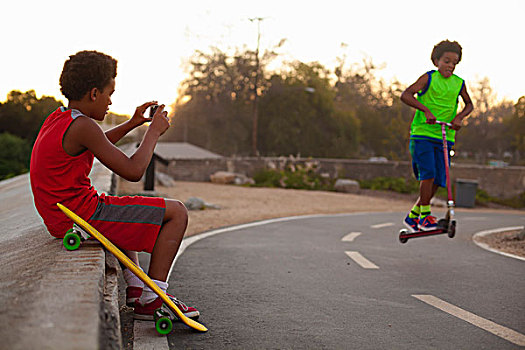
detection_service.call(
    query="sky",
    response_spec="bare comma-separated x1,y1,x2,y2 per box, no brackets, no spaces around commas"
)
1,0,523,116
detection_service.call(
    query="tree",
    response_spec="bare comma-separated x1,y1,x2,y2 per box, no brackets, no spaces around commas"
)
334,56,411,159
457,78,515,164
0,90,63,144
167,44,281,155
504,96,525,163
0,90,62,178
168,46,518,162
258,61,359,157
0,132,31,180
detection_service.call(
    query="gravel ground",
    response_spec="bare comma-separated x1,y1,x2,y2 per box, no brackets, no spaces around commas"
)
475,229,525,258
118,179,524,258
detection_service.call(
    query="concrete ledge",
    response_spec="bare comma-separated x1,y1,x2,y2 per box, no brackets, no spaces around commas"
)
1,164,121,349
0,228,105,349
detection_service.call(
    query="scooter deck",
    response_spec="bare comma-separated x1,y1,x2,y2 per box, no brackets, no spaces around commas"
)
57,203,208,333
399,220,456,243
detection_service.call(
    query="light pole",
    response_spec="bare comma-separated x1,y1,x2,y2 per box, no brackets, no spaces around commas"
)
249,17,265,156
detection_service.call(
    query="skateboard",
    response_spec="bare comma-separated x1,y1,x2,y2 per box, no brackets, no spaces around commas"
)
399,121,457,244
57,203,208,334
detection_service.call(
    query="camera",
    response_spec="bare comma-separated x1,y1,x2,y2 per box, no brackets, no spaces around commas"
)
149,104,159,119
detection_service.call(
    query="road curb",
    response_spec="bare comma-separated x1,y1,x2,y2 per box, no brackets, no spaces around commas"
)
472,226,525,261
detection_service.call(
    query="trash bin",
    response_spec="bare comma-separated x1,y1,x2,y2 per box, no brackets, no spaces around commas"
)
455,178,478,208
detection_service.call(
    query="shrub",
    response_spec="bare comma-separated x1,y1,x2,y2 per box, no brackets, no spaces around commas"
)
251,161,334,191
252,169,283,188
359,177,419,194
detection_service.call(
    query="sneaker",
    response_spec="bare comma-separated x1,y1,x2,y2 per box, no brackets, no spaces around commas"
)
403,215,419,232
419,215,438,231
134,294,200,321
126,286,143,307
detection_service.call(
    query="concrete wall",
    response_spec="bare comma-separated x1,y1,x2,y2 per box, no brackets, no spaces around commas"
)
0,163,121,349
159,157,525,199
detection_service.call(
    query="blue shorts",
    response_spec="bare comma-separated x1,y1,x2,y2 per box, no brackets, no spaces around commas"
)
409,137,453,188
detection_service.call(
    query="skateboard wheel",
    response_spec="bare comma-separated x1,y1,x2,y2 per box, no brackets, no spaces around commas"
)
156,317,173,335
63,229,81,251
448,221,456,238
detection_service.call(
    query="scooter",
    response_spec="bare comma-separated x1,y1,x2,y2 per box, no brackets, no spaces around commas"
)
399,121,456,243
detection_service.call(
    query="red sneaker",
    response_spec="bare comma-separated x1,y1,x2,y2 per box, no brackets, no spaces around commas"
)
419,215,438,231
134,295,200,320
126,286,143,307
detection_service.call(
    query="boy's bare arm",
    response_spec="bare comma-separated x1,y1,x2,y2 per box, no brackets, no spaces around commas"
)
401,74,436,124
451,84,474,130
105,101,158,144
66,106,170,181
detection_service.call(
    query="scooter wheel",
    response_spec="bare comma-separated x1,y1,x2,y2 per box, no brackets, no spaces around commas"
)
399,229,408,244
448,221,456,238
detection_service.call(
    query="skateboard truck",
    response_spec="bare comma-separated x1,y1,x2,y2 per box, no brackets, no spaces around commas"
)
63,224,91,251
154,306,177,335
399,121,457,244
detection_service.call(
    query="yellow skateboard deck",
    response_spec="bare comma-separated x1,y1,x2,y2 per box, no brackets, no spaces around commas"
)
57,203,208,333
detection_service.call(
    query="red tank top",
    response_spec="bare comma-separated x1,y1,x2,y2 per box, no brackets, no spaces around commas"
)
30,107,100,237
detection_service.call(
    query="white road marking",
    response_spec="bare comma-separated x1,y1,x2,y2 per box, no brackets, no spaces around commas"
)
345,251,379,269
133,320,169,350
341,232,362,242
413,294,525,347
371,222,394,229
168,212,372,279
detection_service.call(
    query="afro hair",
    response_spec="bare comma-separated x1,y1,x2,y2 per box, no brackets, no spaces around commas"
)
59,50,117,101
431,40,462,66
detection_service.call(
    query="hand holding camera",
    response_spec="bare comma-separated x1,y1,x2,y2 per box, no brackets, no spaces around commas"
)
148,104,170,136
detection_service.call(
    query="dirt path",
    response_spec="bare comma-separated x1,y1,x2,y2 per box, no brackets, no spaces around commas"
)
119,180,417,236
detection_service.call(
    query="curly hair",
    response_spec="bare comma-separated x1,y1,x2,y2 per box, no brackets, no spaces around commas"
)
431,40,462,66
59,50,117,100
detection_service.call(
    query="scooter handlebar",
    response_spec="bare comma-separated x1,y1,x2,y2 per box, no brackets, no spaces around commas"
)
435,121,453,127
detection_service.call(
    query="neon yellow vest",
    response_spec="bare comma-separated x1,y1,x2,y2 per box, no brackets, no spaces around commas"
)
410,70,464,142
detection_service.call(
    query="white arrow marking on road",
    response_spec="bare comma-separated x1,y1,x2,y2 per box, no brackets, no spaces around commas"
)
345,251,379,269
370,222,394,229
341,232,362,242
413,294,525,347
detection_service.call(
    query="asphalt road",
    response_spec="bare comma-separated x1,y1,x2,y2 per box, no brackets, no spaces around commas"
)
134,210,525,350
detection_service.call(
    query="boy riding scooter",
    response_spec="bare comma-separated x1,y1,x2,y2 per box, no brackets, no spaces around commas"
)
399,40,473,241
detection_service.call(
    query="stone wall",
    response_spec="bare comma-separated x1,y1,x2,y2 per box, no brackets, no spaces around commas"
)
158,157,525,199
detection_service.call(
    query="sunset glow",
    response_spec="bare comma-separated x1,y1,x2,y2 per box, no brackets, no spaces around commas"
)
1,0,523,116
